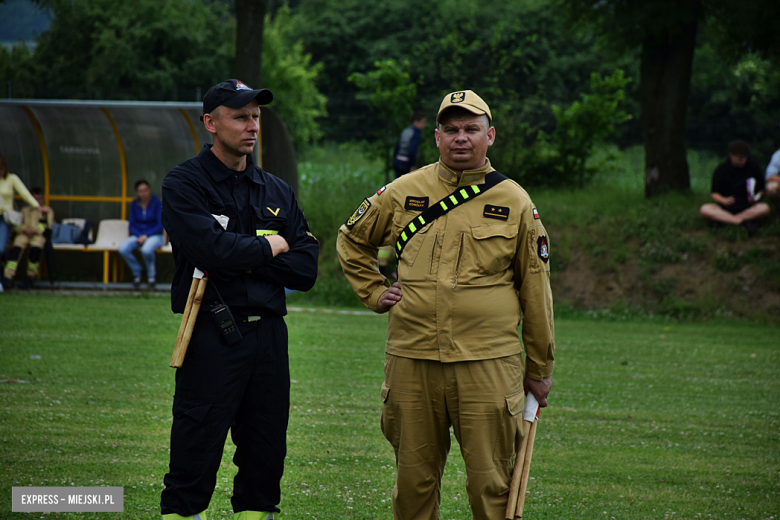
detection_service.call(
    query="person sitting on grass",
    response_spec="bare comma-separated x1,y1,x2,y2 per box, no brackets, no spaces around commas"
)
699,139,771,234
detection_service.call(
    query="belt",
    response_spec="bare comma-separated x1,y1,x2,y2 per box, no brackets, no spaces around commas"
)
239,316,262,323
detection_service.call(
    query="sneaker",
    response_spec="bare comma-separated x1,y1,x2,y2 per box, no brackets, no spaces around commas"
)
133,276,141,289
741,220,758,236
148,278,156,290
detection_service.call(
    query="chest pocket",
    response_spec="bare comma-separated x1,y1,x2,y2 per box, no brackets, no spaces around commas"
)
252,205,287,237
471,223,518,276
392,210,431,280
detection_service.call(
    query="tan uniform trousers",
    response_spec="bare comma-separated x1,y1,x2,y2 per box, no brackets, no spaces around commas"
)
4,233,46,279
381,353,526,520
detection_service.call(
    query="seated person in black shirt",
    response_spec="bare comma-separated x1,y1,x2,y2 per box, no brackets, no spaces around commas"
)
699,140,771,230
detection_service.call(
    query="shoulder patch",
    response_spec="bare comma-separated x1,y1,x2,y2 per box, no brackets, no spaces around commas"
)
533,208,540,220
345,198,371,230
483,204,510,221
404,196,429,211
377,185,387,196
537,235,549,263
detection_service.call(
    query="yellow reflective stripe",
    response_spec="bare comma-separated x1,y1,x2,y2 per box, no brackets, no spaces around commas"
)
449,195,458,205
460,188,468,199
6,261,18,270
401,231,408,241
418,216,425,225
472,185,480,194
397,242,402,251
256,230,279,237
409,222,417,233
440,201,448,211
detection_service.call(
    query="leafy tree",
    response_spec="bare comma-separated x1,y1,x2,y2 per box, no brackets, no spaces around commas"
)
687,40,780,162
293,0,625,142
261,5,327,146
348,59,417,182
559,0,780,197
501,70,632,188
30,0,234,99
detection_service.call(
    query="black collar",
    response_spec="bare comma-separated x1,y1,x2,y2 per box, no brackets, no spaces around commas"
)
198,144,265,185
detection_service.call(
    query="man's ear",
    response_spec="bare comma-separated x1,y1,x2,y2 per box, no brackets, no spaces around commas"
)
434,128,441,148
203,114,217,134
487,126,496,147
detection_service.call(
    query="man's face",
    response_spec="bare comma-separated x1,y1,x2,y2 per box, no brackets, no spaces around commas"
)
435,112,495,172
33,193,45,206
206,100,261,157
414,117,427,130
729,154,747,168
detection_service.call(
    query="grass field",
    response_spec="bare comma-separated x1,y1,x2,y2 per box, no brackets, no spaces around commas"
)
1,294,779,519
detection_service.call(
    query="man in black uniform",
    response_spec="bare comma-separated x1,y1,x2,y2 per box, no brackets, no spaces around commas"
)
160,79,319,520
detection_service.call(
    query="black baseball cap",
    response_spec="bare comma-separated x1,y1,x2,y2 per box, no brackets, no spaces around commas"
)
201,79,273,120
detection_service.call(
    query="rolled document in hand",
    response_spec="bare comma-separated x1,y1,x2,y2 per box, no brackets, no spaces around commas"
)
524,391,540,422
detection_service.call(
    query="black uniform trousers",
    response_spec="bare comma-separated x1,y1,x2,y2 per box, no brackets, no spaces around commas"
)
161,313,290,516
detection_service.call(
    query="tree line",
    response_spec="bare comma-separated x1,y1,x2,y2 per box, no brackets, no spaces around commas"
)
1,0,778,195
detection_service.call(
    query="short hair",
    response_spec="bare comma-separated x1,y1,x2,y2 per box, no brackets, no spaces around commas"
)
30,186,43,195
728,140,751,157
411,111,426,123
134,179,151,191
437,107,490,130
0,153,8,174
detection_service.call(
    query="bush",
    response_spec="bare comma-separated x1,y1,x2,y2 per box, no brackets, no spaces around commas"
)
262,6,328,148
505,69,632,188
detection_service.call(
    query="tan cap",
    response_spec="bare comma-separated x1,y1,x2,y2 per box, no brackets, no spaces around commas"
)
437,90,492,124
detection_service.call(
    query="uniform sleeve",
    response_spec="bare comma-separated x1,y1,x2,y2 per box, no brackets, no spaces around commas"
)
161,170,275,275
408,129,422,165
252,189,320,291
46,207,55,229
12,175,39,208
128,201,141,237
336,188,395,313
513,203,555,381
146,197,164,237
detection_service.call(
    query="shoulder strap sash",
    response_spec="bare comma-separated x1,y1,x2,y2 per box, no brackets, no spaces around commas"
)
395,170,508,259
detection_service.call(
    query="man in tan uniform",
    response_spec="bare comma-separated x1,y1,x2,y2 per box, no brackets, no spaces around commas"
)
3,187,54,284
337,90,555,520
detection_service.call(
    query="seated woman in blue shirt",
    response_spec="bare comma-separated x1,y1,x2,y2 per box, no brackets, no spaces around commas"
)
119,179,164,288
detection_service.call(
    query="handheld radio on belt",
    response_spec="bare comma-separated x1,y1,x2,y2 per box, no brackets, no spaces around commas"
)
395,170,509,260
208,281,242,345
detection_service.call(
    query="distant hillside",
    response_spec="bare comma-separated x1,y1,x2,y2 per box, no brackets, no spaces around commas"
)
0,0,50,45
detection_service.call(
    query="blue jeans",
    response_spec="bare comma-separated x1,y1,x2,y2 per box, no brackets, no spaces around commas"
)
0,219,10,257
118,234,164,279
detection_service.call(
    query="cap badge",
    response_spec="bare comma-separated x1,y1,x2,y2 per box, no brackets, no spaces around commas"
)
235,81,252,91
451,91,465,103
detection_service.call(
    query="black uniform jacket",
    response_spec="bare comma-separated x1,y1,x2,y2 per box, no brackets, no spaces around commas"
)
162,145,319,317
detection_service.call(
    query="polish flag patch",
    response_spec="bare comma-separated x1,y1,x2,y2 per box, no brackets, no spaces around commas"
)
533,208,540,220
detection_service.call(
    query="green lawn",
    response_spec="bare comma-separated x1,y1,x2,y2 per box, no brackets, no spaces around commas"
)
1,295,778,519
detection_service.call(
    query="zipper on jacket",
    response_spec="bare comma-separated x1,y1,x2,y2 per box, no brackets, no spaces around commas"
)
430,233,441,274
453,232,465,288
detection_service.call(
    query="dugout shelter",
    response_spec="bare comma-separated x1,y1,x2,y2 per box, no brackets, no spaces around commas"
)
0,99,297,283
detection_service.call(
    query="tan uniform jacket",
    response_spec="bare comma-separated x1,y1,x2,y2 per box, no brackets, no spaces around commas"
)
337,159,554,380
17,206,54,236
